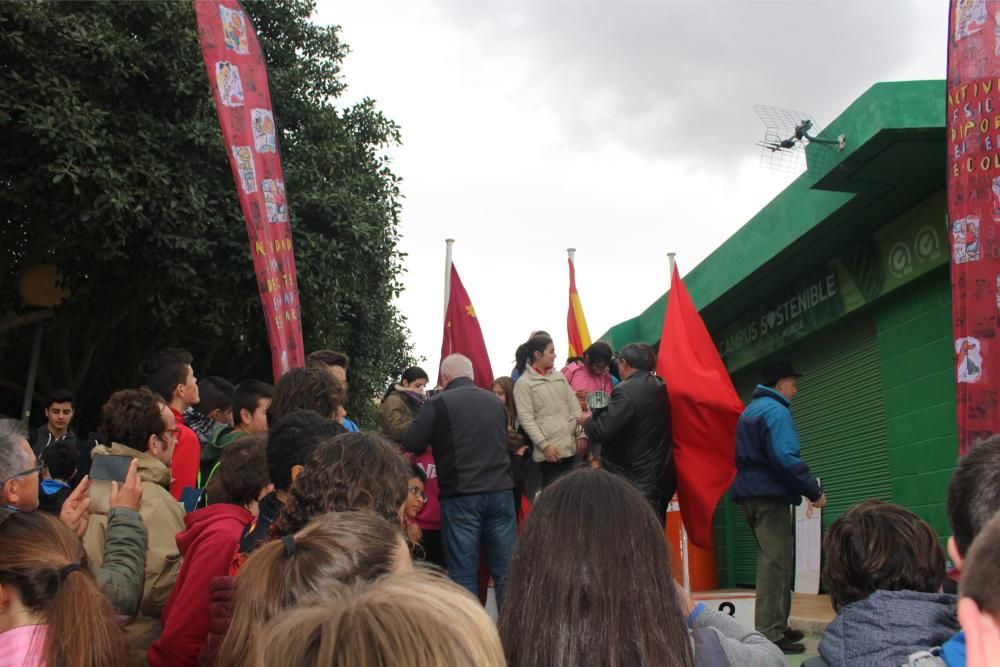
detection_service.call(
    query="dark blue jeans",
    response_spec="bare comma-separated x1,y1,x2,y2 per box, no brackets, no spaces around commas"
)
440,490,517,608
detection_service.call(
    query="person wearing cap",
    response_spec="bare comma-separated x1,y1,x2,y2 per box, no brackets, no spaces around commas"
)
732,359,827,655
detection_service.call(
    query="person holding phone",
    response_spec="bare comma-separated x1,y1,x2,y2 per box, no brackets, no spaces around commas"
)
82,388,185,657
1,417,148,618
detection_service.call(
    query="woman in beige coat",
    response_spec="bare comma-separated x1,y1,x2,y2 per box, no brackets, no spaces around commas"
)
513,333,585,488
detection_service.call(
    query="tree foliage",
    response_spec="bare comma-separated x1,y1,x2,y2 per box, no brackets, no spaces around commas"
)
0,0,412,429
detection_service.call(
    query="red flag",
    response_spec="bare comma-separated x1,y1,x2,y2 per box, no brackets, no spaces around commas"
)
440,264,494,390
657,264,743,549
193,1,305,380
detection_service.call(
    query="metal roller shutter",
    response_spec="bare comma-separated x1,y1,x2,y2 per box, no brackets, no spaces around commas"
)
726,314,891,586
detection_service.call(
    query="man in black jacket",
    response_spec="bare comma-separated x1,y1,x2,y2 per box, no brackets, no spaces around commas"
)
402,354,515,607
582,343,676,523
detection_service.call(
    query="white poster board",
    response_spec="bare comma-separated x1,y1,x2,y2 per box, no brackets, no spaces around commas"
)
794,496,822,594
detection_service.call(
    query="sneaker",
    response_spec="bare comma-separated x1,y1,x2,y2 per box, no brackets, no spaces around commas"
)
783,627,805,642
775,637,806,654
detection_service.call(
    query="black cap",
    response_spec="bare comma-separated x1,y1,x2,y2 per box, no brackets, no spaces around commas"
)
761,359,802,386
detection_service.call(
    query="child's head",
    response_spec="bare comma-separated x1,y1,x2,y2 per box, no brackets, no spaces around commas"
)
276,432,410,536
216,435,271,511
216,511,411,667
197,376,235,424
958,510,1000,665
41,440,77,483
404,463,427,521
253,571,505,667
824,500,945,612
232,379,274,433
947,436,1000,568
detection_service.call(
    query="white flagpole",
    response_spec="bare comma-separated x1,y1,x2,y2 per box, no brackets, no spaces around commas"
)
444,238,455,322
668,251,690,596
567,247,576,263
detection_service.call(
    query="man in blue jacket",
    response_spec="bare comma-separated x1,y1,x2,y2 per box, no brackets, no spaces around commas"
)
732,359,826,655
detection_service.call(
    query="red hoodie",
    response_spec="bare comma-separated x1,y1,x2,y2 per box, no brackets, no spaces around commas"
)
169,406,201,500
148,503,252,667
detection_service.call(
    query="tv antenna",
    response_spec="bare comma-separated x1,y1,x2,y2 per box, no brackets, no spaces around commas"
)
753,104,846,176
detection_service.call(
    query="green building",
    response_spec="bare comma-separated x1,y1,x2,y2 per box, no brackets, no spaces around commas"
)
599,80,956,587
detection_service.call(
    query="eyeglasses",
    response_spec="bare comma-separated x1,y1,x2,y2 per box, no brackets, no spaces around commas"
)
1,457,43,486
408,486,428,503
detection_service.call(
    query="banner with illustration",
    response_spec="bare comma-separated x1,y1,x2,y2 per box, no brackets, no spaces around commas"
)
948,0,1000,454
715,191,947,372
193,0,304,380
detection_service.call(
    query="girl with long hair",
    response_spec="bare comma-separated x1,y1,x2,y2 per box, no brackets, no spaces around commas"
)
492,376,538,510
498,468,784,667
512,333,585,488
215,511,411,667
0,511,131,667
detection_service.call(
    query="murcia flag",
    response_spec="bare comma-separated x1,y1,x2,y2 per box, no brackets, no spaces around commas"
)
440,264,494,390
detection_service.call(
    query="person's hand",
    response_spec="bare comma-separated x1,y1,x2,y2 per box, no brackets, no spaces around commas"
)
812,493,827,509
60,476,92,537
515,446,528,457
673,579,696,615
405,521,423,544
577,412,592,425
575,437,589,458
543,445,560,463
110,459,142,512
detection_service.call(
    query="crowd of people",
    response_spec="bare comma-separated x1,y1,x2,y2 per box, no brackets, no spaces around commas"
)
0,337,998,666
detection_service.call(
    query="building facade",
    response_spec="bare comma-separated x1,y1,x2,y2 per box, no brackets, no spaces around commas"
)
599,80,955,586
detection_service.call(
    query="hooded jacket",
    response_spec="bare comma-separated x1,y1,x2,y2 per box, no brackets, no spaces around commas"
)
818,590,959,667
148,503,253,667
583,372,676,502
513,366,582,462
380,387,423,442
82,442,185,654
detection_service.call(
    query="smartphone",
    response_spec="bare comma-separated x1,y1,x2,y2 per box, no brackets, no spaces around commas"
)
90,454,132,483
89,455,132,515
180,486,205,513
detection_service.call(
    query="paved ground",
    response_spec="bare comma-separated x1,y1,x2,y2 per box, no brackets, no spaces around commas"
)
785,633,822,666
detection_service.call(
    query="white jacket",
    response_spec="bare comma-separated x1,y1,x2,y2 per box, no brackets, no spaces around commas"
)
513,366,582,462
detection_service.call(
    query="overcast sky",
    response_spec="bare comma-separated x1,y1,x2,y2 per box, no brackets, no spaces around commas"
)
312,0,947,381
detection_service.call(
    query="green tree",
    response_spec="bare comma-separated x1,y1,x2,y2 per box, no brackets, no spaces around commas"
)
0,0,412,429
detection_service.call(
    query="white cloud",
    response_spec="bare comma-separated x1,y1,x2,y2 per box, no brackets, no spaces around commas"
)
313,0,946,380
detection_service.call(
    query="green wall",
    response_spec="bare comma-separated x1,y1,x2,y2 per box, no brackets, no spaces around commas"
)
875,265,958,538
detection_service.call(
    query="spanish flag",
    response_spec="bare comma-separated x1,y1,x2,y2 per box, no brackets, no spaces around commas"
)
567,249,592,358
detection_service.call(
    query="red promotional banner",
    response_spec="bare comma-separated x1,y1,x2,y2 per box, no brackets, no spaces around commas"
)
193,0,304,380
947,1,1000,454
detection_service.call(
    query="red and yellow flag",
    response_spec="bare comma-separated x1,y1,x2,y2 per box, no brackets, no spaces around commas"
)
567,253,592,358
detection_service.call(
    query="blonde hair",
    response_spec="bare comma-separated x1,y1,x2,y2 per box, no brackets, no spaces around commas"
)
216,511,408,667
253,570,506,667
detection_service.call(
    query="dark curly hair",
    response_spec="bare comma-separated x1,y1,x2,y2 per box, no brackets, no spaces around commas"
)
98,388,164,453
217,435,270,507
268,367,345,422
275,432,409,536
823,499,946,612
266,410,346,493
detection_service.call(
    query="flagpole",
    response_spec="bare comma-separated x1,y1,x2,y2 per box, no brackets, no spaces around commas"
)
567,247,576,262
444,238,455,321
669,250,691,597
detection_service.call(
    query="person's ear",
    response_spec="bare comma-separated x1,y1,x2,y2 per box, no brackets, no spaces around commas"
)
290,464,305,482
240,408,252,426
147,433,162,458
948,535,965,573
1,478,20,506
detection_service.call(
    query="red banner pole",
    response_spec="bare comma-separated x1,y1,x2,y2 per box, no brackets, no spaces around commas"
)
192,0,305,380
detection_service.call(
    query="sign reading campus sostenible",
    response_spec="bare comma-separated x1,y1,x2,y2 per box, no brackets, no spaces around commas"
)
715,192,946,372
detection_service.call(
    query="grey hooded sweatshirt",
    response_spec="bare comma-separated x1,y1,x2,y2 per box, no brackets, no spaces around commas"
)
818,590,959,667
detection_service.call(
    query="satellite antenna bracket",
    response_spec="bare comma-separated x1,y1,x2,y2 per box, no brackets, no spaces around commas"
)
753,105,847,176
